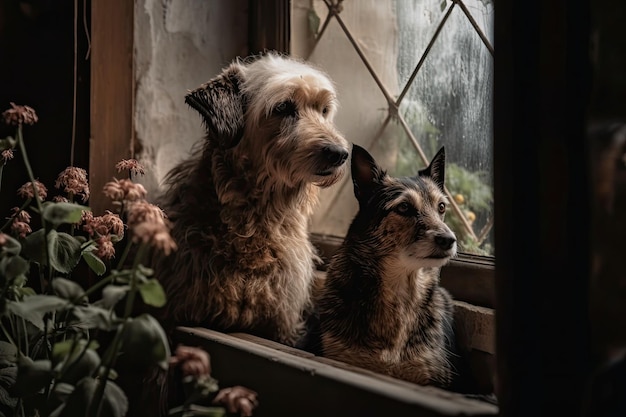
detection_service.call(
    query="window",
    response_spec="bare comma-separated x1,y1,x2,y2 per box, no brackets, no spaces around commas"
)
291,0,495,257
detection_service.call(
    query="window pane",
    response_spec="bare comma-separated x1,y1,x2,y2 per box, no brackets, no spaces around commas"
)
291,0,495,256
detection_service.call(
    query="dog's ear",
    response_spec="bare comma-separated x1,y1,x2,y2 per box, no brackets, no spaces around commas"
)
185,63,245,148
351,143,386,204
418,146,446,191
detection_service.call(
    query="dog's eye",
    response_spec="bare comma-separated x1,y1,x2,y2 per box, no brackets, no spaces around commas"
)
322,106,329,115
438,202,446,214
273,101,297,117
396,202,411,215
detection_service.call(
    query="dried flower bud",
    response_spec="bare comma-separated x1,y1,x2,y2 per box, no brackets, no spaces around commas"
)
11,221,32,239
102,178,147,202
212,386,259,417
101,211,125,238
102,179,125,202
115,159,146,177
169,345,211,377
1,149,14,163
10,207,31,223
94,235,115,260
55,166,90,202
2,102,38,126
126,200,165,227
52,196,69,203
17,180,47,200
131,221,177,256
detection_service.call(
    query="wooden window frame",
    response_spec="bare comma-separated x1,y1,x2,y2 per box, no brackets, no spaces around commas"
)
90,1,598,415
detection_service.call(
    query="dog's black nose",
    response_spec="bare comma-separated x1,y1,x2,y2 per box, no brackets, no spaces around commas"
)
435,233,456,251
322,145,349,167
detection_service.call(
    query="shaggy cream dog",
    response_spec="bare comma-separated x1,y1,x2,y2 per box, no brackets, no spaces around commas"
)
155,53,349,345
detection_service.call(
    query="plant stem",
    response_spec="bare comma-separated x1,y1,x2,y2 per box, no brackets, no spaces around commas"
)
90,243,148,417
21,317,28,357
115,237,134,271
81,273,115,300
124,243,147,318
16,126,43,214
16,125,53,292
0,321,25,357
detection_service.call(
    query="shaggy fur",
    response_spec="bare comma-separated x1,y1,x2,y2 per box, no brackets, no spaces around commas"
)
155,53,350,345
317,144,457,387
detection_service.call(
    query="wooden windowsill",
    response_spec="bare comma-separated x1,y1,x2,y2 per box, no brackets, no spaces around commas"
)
174,327,499,417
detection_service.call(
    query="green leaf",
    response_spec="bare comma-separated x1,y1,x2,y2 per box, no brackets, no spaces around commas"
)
82,250,106,276
137,264,154,277
0,136,16,151
0,255,29,281
21,228,47,265
137,279,166,307
59,348,100,385
0,234,21,255
0,342,17,366
48,231,83,274
52,277,86,301
307,9,320,37
42,202,89,228
119,314,171,371
58,377,128,417
13,357,52,396
52,277,85,301
7,294,67,329
0,366,17,408
72,305,116,331
50,382,74,411
52,339,99,369
0,255,29,289
98,285,129,309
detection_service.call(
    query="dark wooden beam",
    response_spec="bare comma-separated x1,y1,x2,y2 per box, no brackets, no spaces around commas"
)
494,1,592,415
248,0,290,54
89,0,134,215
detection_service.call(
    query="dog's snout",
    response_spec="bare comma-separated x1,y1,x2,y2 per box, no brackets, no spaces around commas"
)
322,145,349,167
435,233,456,251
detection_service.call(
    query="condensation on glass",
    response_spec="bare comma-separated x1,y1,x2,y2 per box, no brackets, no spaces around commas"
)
291,0,494,256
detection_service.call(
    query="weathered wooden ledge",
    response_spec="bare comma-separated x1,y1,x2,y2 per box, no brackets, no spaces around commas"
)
174,327,499,417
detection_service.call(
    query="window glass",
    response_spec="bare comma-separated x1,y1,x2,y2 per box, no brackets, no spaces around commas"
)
291,0,495,256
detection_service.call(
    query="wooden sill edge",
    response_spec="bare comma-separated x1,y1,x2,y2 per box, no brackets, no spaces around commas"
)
175,326,499,416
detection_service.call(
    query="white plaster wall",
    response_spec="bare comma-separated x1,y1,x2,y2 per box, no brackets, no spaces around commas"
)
291,0,400,236
134,0,248,196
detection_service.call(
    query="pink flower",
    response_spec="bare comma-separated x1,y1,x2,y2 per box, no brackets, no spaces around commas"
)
126,201,165,227
102,178,147,202
101,211,125,238
82,211,124,240
115,159,146,177
10,207,31,223
55,167,90,202
131,221,177,256
17,180,47,200
2,102,38,126
1,149,13,163
0,233,7,246
102,179,125,202
11,221,32,239
94,235,115,260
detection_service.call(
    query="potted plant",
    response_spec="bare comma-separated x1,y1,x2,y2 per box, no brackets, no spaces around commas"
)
0,103,257,417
